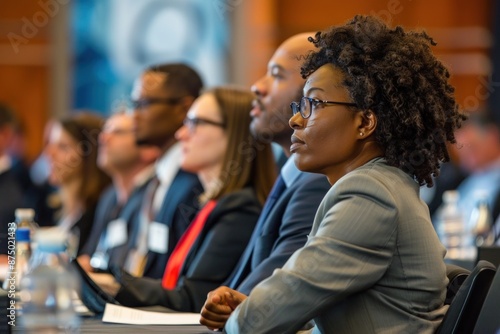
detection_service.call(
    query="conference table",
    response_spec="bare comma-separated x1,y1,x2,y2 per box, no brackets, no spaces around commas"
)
77,317,213,333
10,304,214,333
12,316,213,333
77,305,213,334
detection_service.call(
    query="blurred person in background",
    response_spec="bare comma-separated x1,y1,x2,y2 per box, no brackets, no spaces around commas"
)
45,112,111,256
448,110,500,224
8,113,61,227
0,103,23,266
90,86,276,312
5,114,31,195
77,111,160,272
420,144,467,217
122,63,203,278
28,120,61,226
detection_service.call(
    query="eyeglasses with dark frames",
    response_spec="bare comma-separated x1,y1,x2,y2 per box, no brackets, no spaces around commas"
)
183,117,225,133
290,96,357,119
131,97,184,110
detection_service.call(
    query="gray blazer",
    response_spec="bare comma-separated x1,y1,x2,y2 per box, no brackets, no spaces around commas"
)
224,158,449,334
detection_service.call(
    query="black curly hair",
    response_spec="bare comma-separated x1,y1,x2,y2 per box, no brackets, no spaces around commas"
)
301,15,466,187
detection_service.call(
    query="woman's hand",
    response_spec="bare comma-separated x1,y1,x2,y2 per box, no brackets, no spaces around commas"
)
199,286,247,330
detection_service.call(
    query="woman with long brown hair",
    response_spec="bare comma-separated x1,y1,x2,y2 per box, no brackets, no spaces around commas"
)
45,112,111,256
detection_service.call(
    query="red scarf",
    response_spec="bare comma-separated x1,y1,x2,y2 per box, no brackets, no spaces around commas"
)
161,200,217,289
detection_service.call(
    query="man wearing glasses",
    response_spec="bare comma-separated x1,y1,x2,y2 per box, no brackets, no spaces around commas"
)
123,63,203,279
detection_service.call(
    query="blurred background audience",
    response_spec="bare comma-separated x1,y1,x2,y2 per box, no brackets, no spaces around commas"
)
77,111,159,272
44,112,111,256
450,110,500,224
0,104,23,264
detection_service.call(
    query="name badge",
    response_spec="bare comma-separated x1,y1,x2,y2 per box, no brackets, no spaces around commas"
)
106,218,128,249
148,221,168,254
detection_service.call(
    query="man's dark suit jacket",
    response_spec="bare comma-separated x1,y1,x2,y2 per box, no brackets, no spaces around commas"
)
142,170,203,278
228,171,331,295
113,187,260,312
80,177,152,269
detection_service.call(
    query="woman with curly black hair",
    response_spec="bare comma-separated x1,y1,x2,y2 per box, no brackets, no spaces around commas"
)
200,15,465,333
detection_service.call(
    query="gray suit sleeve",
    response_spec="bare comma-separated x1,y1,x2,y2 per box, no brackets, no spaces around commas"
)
225,173,399,334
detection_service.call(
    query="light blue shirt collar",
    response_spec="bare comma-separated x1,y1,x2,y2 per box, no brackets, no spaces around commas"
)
280,155,301,188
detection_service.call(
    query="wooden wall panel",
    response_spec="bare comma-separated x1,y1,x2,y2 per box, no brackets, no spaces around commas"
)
274,0,494,111
0,65,48,163
0,1,53,163
230,0,278,87
231,0,494,110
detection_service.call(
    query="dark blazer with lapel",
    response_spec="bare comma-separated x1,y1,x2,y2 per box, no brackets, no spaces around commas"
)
114,187,260,312
73,204,97,256
142,169,203,278
230,171,331,295
80,186,117,257
80,177,152,269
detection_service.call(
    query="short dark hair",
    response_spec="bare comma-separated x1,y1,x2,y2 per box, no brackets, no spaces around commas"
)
0,103,17,128
146,63,203,98
464,108,500,132
302,15,466,187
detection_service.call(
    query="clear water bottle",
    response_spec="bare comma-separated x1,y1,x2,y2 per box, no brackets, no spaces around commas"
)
2,228,31,291
20,228,80,333
14,228,31,288
15,208,39,249
469,194,495,247
436,190,474,260
15,208,39,231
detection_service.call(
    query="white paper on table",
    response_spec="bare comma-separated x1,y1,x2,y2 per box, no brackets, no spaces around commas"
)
102,303,201,325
